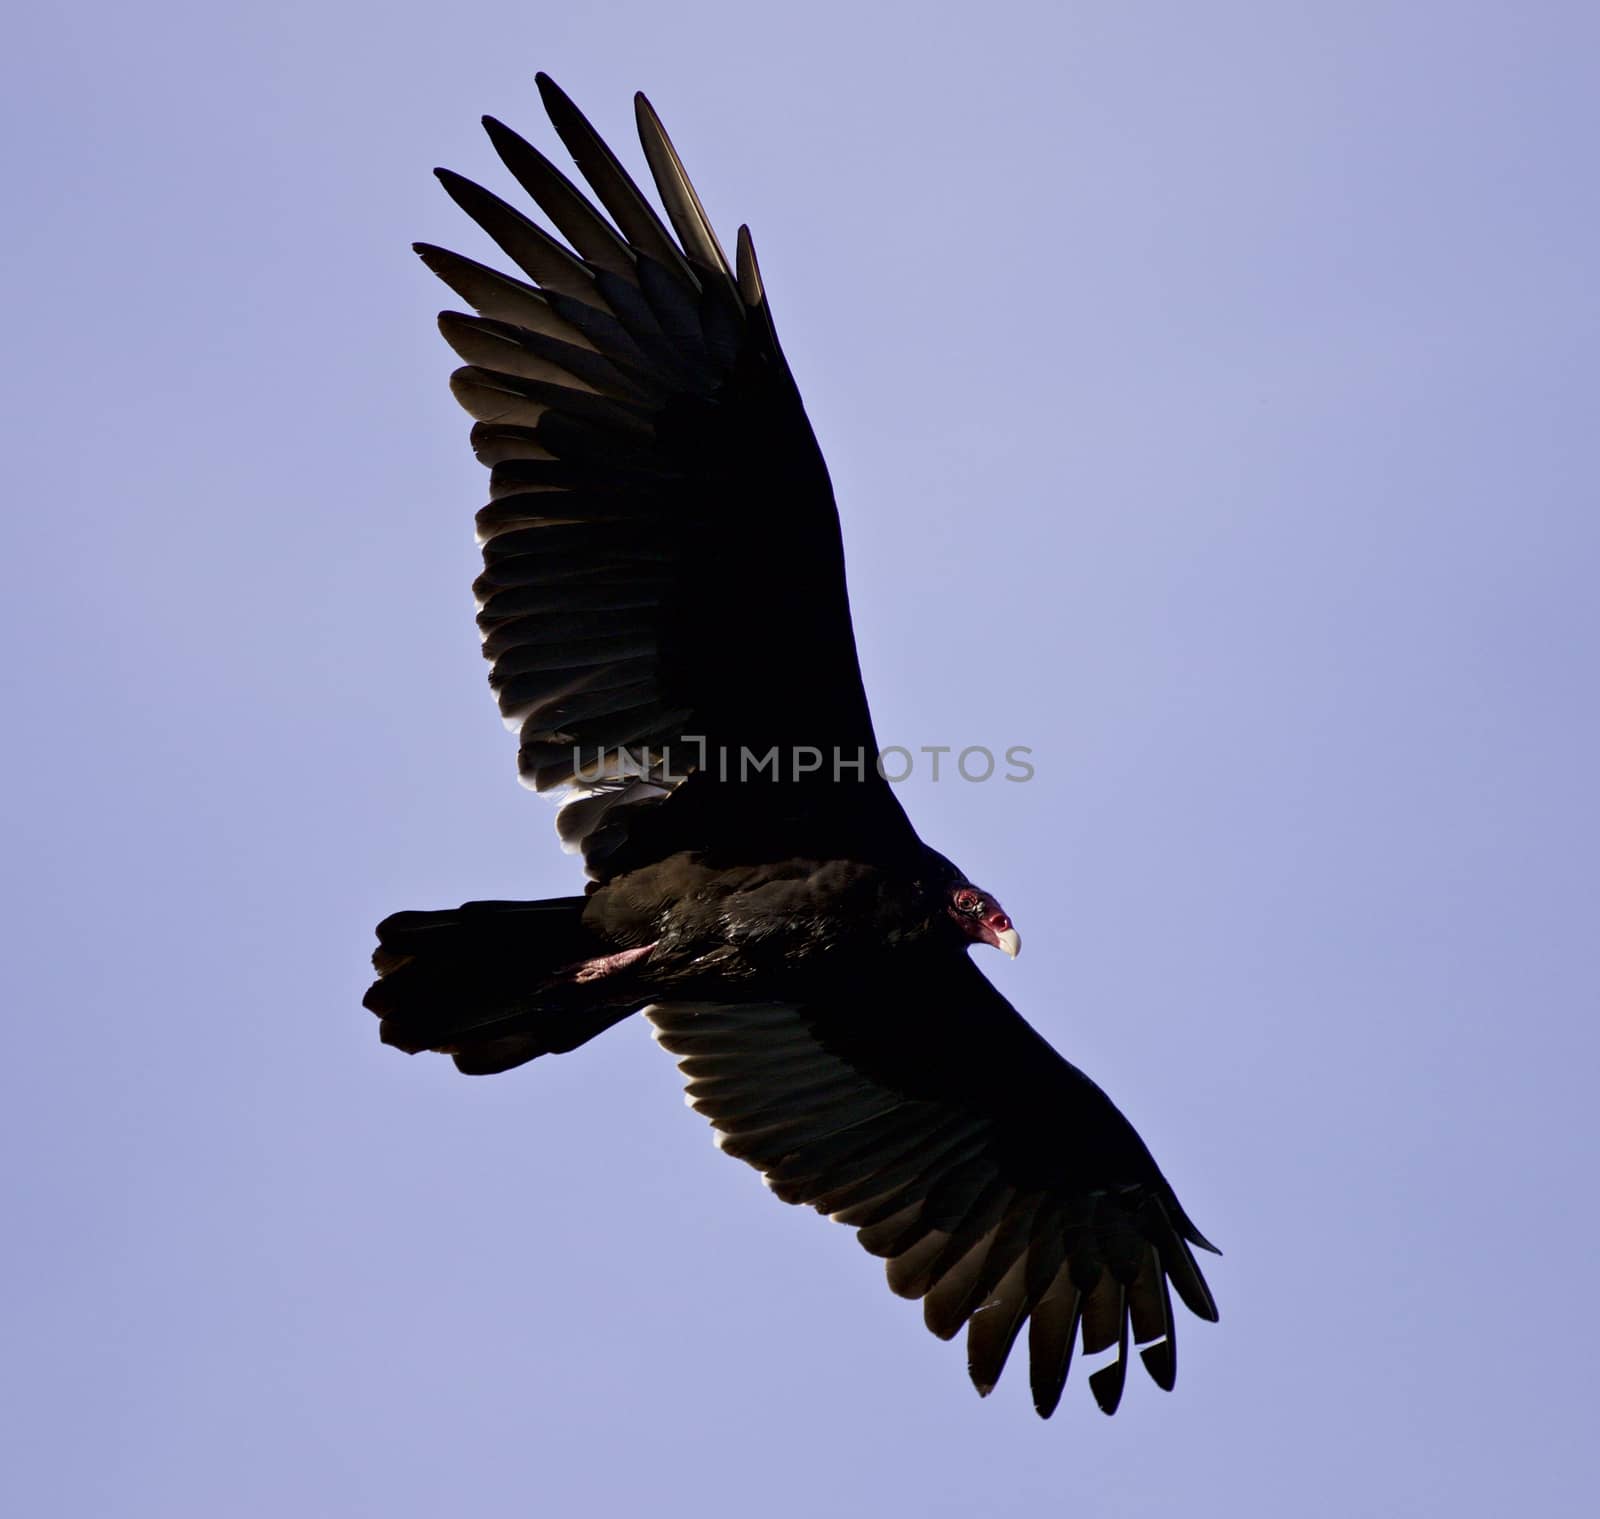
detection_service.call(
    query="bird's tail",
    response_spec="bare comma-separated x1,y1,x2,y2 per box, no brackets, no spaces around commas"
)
363,896,638,1075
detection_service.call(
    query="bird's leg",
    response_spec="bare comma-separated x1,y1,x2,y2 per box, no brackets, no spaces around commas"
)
562,942,657,984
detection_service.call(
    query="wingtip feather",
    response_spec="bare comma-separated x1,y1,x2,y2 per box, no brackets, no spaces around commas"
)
633,91,736,285
735,225,763,307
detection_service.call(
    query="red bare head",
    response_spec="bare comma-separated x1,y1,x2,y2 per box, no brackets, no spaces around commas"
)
946,883,1021,959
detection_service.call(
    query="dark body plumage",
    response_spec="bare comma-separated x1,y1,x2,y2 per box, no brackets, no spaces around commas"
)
367,75,1219,1418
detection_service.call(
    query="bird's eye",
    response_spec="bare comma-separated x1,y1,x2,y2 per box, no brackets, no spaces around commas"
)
956,891,982,914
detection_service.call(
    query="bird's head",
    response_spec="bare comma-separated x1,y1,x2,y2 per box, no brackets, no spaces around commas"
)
946,883,1020,959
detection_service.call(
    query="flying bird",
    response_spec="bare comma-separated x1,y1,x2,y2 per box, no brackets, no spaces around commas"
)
367,74,1219,1418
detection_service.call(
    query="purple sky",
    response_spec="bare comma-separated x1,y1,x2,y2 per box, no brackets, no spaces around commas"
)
5,3,1597,1514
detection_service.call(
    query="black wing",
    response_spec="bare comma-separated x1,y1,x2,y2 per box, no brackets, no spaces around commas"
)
646,959,1219,1417
419,77,916,878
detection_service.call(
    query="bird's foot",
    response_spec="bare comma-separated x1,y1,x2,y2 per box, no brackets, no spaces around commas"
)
566,942,657,984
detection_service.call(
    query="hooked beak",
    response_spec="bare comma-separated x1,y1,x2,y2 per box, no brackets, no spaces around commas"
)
977,913,1020,959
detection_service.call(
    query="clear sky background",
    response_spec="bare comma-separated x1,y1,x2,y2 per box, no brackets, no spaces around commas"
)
4,3,1597,1514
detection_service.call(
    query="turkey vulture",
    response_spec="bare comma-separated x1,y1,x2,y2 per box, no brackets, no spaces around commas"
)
367,74,1219,1418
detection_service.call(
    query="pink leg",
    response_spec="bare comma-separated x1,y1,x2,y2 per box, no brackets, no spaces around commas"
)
566,942,656,984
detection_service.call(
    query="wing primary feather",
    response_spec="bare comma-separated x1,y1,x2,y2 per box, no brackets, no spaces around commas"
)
438,312,661,402
1128,1254,1179,1391
433,169,607,309
922,1194,1044,1341
1165,1236,1219,1322
1088,1317,1131,1416
415,244,600,350
965,1253,1031,1397
1127,1253,1171,1345
633,92,741,301
887,1179,1013,1300
919,1226,999,1337
632,254,716,365
735,223,764,307
1144,1197,1219,1322
735,224,789,366
535,73,700,289
1176,1208,1223,1255
1078,1273,1125,1356
541,289,666,377
698,273,744,367
1140,1336,1177,1392
1027,1261,1083,1419
589,269,714,389
481,115,638,278
901,1180,1016,1298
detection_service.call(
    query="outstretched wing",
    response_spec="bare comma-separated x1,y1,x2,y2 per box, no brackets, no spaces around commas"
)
646,959,1219,1417
419,77,916,878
